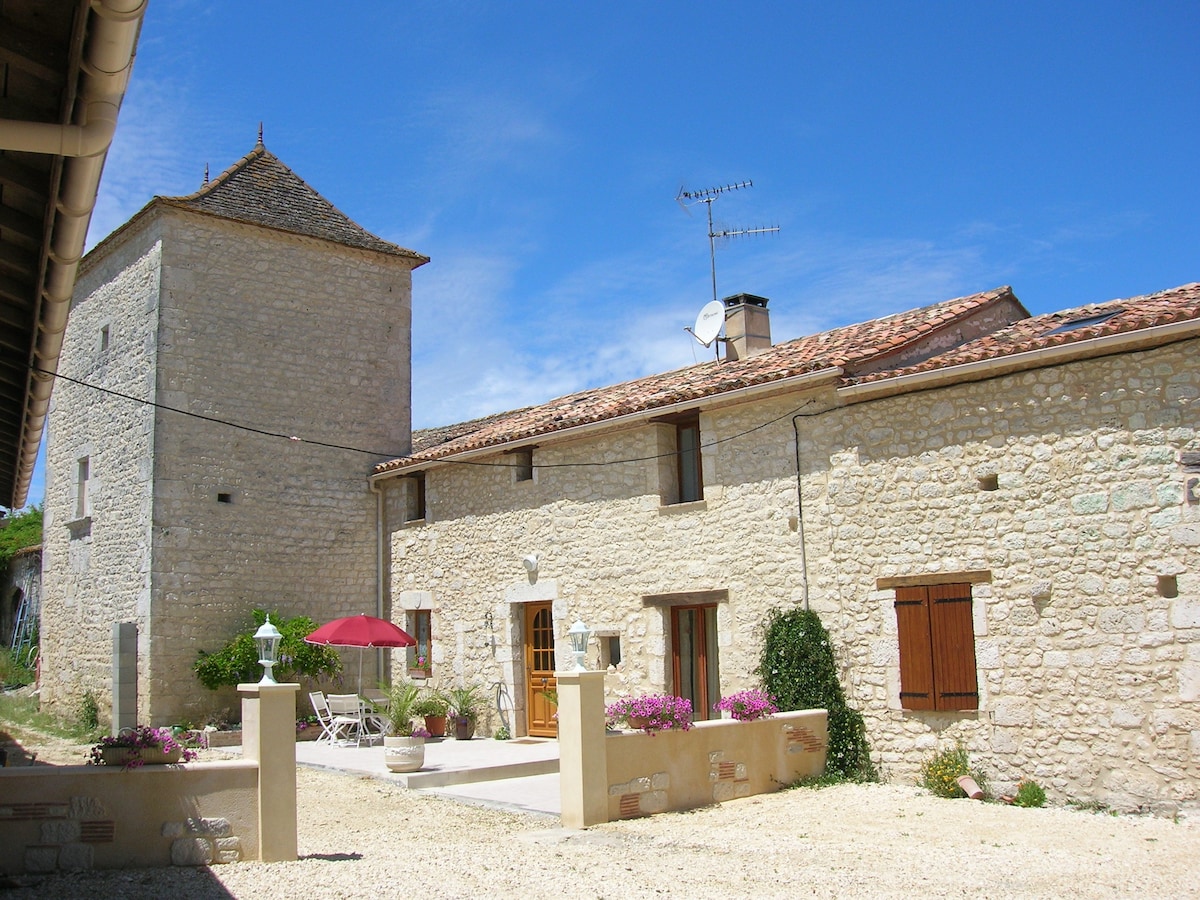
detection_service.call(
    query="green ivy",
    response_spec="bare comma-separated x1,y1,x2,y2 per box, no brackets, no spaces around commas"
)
0,506,42,569
756,606,877,781
193,609,342,690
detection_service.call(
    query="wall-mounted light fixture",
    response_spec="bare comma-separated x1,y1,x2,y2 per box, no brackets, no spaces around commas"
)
522,554,539,577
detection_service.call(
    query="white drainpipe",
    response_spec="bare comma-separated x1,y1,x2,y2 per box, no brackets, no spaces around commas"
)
0,0,147,508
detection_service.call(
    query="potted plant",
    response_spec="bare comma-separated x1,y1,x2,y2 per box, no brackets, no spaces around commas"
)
413,689,450,738
447,683,486,740
712,688,778,721
88,725,199,769
605,694,693,734
379,679,425,772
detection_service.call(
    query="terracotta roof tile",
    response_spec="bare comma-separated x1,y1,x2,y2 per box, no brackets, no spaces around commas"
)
161,143,428,263
377,286,1022,472
851,282,1200,384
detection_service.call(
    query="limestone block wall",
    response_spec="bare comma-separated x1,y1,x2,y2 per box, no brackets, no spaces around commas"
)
42,223,162,717
801,339,1199,813
388,337,1197,811
44,205,417,724
146,211,414,721
386,397,819,733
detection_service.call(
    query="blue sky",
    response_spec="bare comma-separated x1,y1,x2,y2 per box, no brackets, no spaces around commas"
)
23,1,1199,507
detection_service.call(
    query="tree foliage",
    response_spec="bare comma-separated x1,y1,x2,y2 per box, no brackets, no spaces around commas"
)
756,606,877,781
193,609,342,690
0,506,42,569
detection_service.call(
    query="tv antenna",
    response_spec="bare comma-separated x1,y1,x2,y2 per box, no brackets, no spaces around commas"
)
676,179,779,305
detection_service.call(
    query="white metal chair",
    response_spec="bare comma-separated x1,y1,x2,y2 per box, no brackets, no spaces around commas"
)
326,693,382,746
308,691,339,744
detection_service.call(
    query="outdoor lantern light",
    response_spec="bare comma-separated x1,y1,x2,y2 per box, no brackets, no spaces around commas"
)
254,616,283,685
568,620,590,672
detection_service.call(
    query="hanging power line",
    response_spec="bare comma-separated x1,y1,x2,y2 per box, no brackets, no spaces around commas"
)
35,365,827,472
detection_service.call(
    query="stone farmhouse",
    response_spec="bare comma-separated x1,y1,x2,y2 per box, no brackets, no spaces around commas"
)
372,282,1200,813
41,142,1198,811
41,142,426,723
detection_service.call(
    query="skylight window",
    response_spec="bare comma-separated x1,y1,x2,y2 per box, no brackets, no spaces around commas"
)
1045,309,1123,335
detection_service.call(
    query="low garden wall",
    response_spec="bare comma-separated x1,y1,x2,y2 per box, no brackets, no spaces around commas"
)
556,671,828,828
0,760,258,873
604,710,828,820
0,682,298,875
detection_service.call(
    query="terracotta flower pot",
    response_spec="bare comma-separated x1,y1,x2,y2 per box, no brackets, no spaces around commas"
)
957,775,984,799
423,714,447,738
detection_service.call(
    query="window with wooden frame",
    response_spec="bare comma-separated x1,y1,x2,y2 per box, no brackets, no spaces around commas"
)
407,609,431,677
404,472,426,523
894,583,978,711
675,414,703,503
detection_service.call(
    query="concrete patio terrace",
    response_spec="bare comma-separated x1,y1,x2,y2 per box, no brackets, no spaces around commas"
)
212,734,563,818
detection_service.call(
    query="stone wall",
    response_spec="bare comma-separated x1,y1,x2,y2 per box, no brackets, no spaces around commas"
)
385,338,1198,811
802,340,1199,814
43,206,417,723
42,222,162,718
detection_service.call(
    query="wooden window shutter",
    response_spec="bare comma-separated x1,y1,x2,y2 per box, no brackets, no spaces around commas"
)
928,584,978,710
894,587,935,710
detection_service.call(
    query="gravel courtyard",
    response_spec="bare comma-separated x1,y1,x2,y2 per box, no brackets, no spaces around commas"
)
4,754,1198,899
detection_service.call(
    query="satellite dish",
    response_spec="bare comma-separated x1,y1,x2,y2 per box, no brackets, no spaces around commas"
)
691,300,725,347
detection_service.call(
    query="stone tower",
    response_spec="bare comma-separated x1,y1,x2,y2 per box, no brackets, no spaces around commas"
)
41,141,427,723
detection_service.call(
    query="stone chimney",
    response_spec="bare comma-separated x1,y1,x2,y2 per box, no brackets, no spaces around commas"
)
722,293,771,360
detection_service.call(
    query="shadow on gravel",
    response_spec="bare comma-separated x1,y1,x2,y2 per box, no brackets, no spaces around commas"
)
303,852,364,861
0,727,42,766
0,865,237,899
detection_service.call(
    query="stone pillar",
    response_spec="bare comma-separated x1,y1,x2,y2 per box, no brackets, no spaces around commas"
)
557,670,608,828
111,622,137,734
239,683,300,862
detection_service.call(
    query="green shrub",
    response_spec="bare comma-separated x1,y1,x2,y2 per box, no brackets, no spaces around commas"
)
0,648,35,686
78,691,100,731
920,742,988,798
756,607,876,781
194,609,342,689
1013,778,1046,808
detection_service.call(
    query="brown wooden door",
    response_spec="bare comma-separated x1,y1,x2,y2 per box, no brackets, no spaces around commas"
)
525,602,557,737
671,604,719,722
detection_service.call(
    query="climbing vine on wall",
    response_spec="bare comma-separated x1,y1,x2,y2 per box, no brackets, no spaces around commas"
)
756,606,877,781
194,609,342,690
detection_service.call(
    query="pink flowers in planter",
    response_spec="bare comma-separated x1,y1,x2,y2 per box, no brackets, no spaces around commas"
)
88,725,200,768
606,694,693,733
713,689,778,721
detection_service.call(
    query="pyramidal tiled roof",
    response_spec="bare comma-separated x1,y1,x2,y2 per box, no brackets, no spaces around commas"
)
161,142,428,263
381,286,1024,472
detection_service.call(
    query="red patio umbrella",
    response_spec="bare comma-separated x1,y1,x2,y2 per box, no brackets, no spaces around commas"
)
305,614,416,692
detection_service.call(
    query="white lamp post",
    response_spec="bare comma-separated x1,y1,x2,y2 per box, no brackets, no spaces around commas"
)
567,620,590,672
254,616,283,685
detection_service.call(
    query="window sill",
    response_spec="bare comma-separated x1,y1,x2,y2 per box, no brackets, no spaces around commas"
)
658,500,707,515
66,516,92,539
401,518,427,529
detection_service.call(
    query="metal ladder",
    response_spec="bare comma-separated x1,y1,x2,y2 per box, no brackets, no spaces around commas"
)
10,589,38,666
